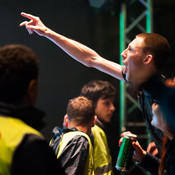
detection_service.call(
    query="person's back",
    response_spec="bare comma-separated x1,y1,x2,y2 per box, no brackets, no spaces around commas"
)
80,80,116,175
50,96,96,175
0,44,63,175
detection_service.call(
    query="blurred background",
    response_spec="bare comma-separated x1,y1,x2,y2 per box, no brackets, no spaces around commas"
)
1,0,175,174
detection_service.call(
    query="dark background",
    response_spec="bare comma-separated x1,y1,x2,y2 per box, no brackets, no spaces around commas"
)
1,0,175,173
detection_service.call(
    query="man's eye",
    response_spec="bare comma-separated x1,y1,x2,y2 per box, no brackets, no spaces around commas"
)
128,47,132,51
104,102,110,106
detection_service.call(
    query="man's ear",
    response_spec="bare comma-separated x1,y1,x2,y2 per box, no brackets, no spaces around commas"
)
92,115,97,127
63,114,69,128
143,54,153,64
24,79,38,105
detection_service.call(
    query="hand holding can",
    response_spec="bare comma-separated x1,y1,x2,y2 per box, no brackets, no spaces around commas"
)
116,133,137,171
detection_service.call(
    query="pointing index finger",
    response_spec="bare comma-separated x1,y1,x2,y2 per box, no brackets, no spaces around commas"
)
21,12,37,20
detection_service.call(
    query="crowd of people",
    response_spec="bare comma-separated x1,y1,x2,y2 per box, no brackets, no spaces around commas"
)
0,11,175,175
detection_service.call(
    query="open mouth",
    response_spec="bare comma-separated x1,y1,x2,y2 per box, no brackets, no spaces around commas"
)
122,65,127,74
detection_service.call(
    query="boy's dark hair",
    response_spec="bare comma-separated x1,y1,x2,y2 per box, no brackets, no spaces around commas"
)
67,96,95,126
80,80,116,107
0,44,39,104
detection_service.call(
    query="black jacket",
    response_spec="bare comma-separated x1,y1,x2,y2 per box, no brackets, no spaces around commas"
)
0,102,65,175
50,127,89,175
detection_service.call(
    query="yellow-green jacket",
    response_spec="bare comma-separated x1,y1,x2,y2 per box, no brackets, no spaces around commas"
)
91,125,113,175
53,129,94,175
0,116,41,175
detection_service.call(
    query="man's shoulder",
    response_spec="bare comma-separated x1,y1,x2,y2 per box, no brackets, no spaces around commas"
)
16,133,48,153
91,125,106,137
64,130,90,142
58,131,90,158
12,133,53,165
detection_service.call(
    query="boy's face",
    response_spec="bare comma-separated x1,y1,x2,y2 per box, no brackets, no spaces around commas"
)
95,97,115,123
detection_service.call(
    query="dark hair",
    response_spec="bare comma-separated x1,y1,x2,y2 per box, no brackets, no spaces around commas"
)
0,44,39,104
67,96,95,126
136,33,170,72
80,80,116,107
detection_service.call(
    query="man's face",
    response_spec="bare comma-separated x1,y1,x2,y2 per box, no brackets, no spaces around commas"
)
121,37,147,87
95,97,115,123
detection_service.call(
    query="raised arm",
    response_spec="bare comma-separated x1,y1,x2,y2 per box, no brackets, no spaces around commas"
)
20,12,124,81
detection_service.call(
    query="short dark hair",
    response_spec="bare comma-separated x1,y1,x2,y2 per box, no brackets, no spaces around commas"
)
136,33,170,72
0,44,39,104
67,96,95,126
80,80,116,106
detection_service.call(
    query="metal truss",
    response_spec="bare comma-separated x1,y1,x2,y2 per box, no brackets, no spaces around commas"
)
119,0,152,174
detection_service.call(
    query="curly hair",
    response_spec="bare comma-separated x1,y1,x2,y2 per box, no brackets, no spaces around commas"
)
80,80,116,107
0,44,39,104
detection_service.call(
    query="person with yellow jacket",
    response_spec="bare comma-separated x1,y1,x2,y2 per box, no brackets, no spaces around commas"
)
50,96,96,175
80,80,116,175
0,44,64,175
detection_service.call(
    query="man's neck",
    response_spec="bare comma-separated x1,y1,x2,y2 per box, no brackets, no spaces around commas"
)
95,118,104,129
68,123,91,136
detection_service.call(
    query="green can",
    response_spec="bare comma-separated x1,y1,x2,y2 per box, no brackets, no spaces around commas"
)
115,133,137,171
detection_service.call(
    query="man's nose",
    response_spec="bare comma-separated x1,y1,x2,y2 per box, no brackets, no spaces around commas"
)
110,103,115,111
121,49,127,60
